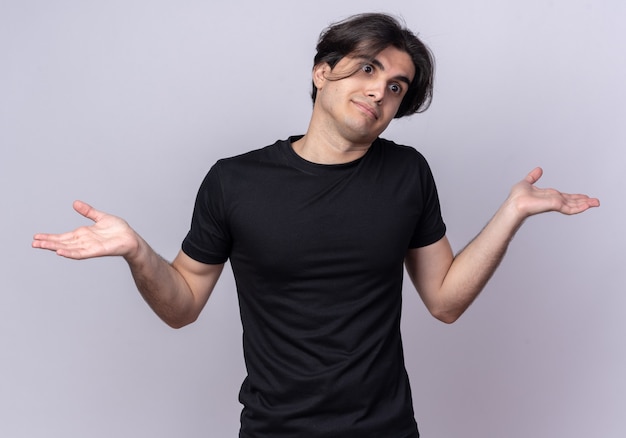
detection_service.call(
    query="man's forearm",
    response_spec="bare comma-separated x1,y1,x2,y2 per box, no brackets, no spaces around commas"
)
125,235,197,328
437,200,524,322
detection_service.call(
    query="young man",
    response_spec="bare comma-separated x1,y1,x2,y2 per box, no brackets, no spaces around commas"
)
32,13,599,438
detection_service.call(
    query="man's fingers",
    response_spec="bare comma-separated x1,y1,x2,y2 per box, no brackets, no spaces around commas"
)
31,235,54,250
562,193,601,213
73,200,104,223
32,237,89,259
32,201,102,249
32,230,76,249
524,167,543,185
32,227,96,258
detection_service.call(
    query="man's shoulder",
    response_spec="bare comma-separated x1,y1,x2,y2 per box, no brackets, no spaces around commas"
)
216,135,306,168
207,137,300,182
375,137,429,165
218,138,289,165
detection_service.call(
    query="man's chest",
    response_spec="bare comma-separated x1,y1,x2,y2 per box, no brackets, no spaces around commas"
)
224,172,422,275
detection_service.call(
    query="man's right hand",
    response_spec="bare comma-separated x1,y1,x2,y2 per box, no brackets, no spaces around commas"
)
32,200,139,260
32,200,224,327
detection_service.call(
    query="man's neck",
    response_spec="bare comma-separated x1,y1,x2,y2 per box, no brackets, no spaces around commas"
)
291,127,374,165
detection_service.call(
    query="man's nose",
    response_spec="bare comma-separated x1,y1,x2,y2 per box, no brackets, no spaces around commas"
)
366,80,386,103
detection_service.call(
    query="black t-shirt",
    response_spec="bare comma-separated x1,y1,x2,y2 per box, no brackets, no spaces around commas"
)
182,137,446,438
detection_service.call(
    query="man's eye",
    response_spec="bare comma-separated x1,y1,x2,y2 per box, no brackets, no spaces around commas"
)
361,64,374,74
389,83,402,94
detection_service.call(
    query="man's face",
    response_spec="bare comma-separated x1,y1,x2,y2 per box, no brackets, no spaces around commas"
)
312,45,415,145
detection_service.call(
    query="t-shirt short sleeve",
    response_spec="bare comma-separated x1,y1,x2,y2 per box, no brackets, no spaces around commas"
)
181,162,231,264
407,151,446,249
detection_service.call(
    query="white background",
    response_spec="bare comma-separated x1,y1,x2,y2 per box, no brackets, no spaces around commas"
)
2,0,624,436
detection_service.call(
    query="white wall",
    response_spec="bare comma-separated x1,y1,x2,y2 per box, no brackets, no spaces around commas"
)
2,0,623,436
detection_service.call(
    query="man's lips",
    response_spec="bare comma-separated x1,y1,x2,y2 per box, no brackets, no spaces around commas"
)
352,100,379,120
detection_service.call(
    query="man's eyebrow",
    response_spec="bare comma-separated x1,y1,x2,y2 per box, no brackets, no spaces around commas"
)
361,57,412,85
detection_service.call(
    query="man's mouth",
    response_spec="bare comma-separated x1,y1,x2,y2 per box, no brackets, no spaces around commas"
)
353,101,379,120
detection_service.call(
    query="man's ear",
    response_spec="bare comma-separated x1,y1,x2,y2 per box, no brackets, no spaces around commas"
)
312,63,329,90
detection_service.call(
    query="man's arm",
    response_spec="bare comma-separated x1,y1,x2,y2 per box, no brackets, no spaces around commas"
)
32,200,223,328
405,167,600,324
